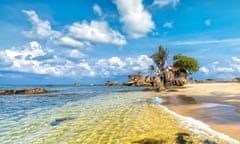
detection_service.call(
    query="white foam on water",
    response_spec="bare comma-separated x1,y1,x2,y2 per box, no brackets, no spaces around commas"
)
152,97,165,104
158,104,240,144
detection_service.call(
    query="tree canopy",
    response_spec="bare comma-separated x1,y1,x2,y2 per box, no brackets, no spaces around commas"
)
151,45,169,70
173,54,199,75
235,77,240,81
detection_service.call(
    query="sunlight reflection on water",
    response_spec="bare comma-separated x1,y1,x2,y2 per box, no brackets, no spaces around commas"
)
0,91,239,144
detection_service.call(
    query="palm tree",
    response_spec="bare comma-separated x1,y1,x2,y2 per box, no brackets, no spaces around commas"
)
151,45,169,85
149,65,155,76
151,45,169,70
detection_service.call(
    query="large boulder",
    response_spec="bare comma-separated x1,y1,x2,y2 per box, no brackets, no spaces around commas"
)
172,77,187,86
144,76,152,86
111,81,119,86
105,81,119,86
105,81,111,86
136,77,146,86
153,76,161,86
122,81,135,86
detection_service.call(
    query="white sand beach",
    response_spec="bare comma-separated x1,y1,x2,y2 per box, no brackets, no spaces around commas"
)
156,82,240,141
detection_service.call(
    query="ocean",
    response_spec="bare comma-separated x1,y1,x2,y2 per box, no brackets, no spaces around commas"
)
0,85,239,144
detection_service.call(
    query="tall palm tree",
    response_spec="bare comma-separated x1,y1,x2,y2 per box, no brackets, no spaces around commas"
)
149,65,155,76
151,45,169,70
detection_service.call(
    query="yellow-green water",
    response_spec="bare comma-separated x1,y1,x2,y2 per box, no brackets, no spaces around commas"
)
1,92,238,144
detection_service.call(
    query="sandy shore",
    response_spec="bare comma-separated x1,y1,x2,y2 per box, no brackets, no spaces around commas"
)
155,82,240,141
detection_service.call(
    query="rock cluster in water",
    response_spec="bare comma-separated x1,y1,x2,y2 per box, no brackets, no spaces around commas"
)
0,88,58,95
122,72,162,87
105,81,119,86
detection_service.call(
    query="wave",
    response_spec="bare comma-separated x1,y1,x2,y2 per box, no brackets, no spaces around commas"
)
152,97,239,144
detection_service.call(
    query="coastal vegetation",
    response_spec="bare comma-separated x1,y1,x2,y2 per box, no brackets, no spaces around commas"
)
120,45,199,88
235,77,240,82
150,45,199,85
151,45,169,71
173,54,199,77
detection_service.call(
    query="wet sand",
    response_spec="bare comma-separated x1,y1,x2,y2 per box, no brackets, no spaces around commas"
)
155,82,240,141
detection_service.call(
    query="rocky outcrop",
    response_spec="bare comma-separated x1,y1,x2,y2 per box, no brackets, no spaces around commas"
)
73,83,80,86
171,77,187,86
0,88,58,95
122,72,187,87
122,72,163,87
105,81,119,86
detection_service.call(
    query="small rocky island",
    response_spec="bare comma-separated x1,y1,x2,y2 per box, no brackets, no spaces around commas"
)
0,88,58,95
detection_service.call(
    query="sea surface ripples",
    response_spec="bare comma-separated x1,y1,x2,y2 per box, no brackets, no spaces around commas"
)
0,86,239,144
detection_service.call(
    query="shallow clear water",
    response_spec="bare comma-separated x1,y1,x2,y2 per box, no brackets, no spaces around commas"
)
0,86,238,144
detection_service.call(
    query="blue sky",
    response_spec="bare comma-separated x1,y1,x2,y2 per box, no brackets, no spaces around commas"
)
0,0,240,84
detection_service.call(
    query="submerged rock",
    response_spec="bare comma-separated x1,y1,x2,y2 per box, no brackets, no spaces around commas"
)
143,87,155,91
132,138,165,144
73,83,80,86
50,117,74,126
0,90,15,95
0,88,58,95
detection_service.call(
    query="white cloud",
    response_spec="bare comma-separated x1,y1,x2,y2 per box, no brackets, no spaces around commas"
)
200,66,209,74
5,41,45,60
68,21,126,45
153,0,180,8
200,58,240,79
216,67,234,73
125,55,153,71
1,41,155,78
66,49,86,59
77,61,95,77
232,56,240,62
0,42,95,77
230,64,240,72
58,36,85,48
115,0,155,38
163,21,173,28
23,9,126,48
204,19,211,26
22,10,61,40
175,38,240,45
93,3,103,16
95,55,153,76
0,52,12,67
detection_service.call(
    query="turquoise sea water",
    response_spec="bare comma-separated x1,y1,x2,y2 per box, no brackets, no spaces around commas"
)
0,85,239,144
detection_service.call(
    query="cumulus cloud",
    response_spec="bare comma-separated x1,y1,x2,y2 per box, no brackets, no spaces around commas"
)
95,55,153,76
232,56,240,62
0,52,12,67
93,3,103,16
216,67,234,73
200,58,240,79
114,0,155,38
199,66,209,74
163,21,173,28
1,41,154,78
23,9,127,48
153,0,180,8
68,21,126,45
0,41,95,77
66,49,86,59
22,10,61,39
57,36,85,48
